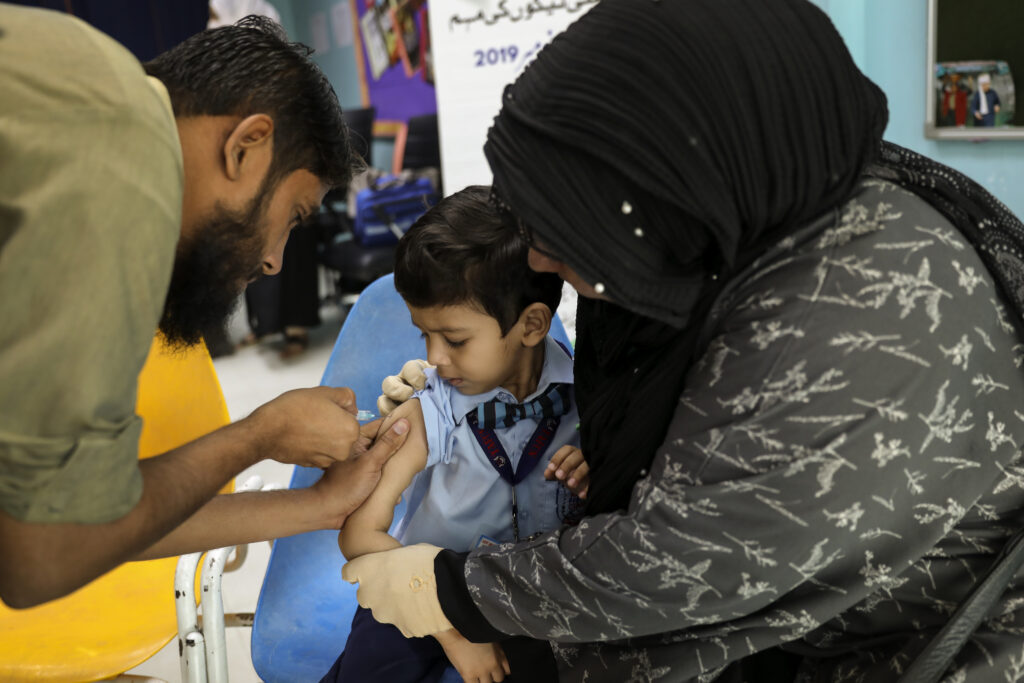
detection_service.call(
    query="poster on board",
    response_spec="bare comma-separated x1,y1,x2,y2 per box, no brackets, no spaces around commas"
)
427,0,598,192
353,0,437,126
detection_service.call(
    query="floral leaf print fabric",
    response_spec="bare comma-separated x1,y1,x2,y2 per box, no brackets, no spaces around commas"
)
464,181,1024,682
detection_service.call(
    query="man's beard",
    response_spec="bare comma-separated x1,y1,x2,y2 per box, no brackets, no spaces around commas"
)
158,191,268,349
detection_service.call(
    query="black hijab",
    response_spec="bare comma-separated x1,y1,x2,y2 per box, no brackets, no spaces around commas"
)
485,0,1024,514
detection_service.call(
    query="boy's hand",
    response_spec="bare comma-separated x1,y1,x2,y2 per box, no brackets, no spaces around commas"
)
436,629,510,683
377,359,432,416
545,445,590,499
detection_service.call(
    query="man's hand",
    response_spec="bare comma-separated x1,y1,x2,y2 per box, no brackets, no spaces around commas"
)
311,418,410,529
350,417,385,458
436,630,510,683
377,359,431,416
245,386,361,468
545,445,590,498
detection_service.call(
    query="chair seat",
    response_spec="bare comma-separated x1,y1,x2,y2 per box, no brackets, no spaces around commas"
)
252,463,409,682
0,558,179,682
320,236,397,287
0,337,230,682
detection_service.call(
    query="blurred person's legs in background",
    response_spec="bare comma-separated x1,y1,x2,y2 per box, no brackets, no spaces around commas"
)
242,222,321,359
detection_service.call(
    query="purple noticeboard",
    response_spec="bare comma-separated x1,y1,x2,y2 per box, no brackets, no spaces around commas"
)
354,0,437,124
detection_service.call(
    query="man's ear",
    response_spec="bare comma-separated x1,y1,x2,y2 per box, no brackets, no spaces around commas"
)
223,114,274,182
518,303,552,347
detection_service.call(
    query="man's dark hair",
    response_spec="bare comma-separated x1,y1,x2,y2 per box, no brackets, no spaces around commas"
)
144,16,357,189
394,186,563,336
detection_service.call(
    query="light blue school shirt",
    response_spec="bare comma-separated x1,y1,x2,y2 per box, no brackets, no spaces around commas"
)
394,335,581,552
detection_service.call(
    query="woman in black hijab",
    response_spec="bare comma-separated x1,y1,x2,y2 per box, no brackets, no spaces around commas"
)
344,0,1024,680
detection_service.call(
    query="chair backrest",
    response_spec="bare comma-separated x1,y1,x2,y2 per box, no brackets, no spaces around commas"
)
402,113,441,171
0,336,230,682
251,274,571,682
251,275,425,682
342,106,376,169
323,107,378,208
392,113,442,189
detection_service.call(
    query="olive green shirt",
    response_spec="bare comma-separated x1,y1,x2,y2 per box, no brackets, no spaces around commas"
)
0,5,182,523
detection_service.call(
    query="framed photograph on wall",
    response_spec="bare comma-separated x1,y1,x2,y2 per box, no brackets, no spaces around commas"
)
927,0,1024,139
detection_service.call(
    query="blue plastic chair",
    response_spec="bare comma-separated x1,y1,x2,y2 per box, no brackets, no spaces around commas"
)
250,273,571,682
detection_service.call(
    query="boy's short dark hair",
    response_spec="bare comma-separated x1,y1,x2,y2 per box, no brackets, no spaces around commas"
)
394,185,563,336
144,16,357,190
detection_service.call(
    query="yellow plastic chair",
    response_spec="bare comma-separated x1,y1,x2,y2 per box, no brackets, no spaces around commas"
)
0,335,231,682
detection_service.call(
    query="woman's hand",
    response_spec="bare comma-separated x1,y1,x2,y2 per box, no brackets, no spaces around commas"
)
341,543,452,637
377,359,431,416
435,629,511,683
545,445,590,498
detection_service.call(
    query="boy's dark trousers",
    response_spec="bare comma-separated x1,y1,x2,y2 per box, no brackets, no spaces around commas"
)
319,606,452,683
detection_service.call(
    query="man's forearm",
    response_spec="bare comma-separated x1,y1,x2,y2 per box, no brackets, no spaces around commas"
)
0,419,263,608
135,485,338,560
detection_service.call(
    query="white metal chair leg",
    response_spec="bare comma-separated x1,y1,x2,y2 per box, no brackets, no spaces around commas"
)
174,475,267,683
182,632,208,683
175,551,205,683
200,543,234,683
222,542,248,573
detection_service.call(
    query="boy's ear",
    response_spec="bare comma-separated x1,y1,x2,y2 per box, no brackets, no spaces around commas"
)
518,303,552,347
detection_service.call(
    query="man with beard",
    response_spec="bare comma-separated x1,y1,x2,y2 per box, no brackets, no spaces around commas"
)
0,6,409,608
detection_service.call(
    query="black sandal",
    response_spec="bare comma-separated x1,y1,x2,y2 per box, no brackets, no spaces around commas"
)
280,330,310,359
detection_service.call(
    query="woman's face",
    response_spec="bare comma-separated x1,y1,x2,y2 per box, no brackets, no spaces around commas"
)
527,247,608,300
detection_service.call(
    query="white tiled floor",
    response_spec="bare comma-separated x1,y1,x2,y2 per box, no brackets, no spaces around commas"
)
126,301,347,683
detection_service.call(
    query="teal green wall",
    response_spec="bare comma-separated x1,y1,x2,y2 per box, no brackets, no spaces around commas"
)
811,0,1024,218
270,0,361,108
271,0,395,169
267,0,296,40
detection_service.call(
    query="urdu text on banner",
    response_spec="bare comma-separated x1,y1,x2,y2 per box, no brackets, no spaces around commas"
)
427,0,598,192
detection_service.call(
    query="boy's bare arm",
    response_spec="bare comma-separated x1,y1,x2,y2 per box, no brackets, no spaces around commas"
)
338,399,428,560
435,629,511,682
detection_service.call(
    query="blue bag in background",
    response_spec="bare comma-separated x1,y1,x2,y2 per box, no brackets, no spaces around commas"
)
353,173,440,246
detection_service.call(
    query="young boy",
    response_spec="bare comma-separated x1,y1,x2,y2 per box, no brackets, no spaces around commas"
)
321,186,588,683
